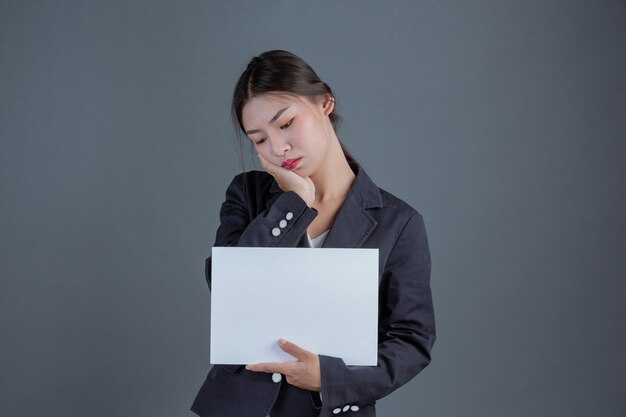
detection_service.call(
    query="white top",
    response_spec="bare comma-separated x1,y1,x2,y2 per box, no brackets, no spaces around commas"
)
306,230,329,248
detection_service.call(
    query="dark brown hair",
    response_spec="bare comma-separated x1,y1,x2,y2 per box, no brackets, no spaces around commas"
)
232,50,354,163
232,50,340,132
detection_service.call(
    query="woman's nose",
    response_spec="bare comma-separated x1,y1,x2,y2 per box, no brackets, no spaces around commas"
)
271,138,290,156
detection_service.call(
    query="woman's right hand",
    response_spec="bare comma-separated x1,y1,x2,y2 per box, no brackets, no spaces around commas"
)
258,154,315,207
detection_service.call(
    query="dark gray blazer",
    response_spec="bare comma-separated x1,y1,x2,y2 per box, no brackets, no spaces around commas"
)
191,164,435,417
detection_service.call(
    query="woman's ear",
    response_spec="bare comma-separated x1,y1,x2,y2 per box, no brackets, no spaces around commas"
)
321,94,335,116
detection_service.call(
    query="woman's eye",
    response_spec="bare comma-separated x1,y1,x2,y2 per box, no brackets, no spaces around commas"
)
280,118,294,130
254,138,267,145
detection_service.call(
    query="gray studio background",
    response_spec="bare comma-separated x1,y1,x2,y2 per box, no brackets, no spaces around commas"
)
1,1,625,416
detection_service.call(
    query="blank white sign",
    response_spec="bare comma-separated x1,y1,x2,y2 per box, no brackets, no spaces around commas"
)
210,246,379,366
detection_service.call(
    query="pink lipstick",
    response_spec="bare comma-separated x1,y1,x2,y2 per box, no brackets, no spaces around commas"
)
282,158,301,171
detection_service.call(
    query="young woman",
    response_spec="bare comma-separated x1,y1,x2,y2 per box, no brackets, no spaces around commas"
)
191,50,435,417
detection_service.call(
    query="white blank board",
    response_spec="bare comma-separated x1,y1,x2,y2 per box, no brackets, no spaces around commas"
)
210,246,379,366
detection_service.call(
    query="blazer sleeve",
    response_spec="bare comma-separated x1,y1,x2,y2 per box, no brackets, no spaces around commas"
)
205,173,318,288
317,211,435,415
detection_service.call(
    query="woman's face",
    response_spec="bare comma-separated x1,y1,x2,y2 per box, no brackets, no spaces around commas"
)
241,93,334,178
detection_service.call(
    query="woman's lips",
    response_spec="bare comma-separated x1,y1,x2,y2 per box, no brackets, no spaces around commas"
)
281,158,301,171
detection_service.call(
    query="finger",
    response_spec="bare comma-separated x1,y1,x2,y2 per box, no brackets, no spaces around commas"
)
245,362,287,374
278,338,311,361
257,154,280,175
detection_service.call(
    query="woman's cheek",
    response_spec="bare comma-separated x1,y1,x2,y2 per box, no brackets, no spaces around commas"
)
291,120,310,145
269,152,285,167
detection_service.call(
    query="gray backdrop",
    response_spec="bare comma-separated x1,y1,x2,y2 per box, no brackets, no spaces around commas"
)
1,1,625,416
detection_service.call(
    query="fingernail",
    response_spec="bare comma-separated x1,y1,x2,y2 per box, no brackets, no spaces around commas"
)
279,338,287,345
245,365,251,370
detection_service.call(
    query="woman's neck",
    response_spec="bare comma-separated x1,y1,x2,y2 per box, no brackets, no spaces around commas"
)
309,137,355,203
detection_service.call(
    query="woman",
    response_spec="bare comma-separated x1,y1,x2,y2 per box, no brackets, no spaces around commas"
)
191,50,435,417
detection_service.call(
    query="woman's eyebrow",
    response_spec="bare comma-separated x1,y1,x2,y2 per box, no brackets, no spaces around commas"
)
269,106,290,123
245,106,290,134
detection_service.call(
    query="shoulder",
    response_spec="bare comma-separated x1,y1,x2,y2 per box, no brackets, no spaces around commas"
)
355,165,422,226
350,166,427,249
226,170,277,196
378,187,419,218
229,170,274,188
377,186,426,238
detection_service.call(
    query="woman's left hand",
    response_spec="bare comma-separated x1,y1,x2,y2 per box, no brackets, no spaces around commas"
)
246,339,321,392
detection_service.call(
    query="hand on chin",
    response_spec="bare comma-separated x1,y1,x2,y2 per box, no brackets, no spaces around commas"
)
258,154,315,206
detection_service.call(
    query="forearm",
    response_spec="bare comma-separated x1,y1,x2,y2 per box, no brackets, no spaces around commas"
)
224,191,317,247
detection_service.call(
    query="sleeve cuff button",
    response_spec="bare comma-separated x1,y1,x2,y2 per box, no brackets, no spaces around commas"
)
271,227,281,237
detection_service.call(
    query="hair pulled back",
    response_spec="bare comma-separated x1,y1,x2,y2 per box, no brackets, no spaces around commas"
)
232,50,341,133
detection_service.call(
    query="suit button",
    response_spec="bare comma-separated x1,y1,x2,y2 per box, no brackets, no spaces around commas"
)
332,408,341,415
279,219,287,228
272,227,281,237
285,212,293,220
272,372,282,383
351,405,360,411
343,405,350,412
